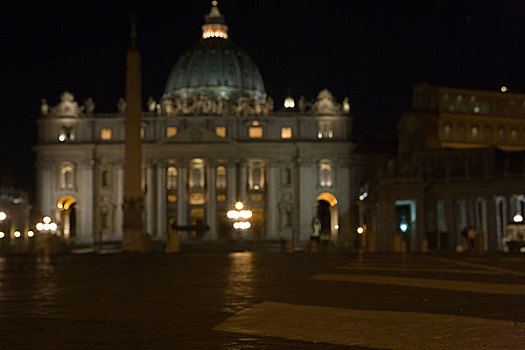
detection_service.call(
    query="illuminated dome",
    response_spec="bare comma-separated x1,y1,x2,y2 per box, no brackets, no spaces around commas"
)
163,1,266,101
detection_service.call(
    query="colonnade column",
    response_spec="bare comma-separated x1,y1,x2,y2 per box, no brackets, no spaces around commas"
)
177,163,188,226
206,162,217,240
146,161,156,236
227,160,237,207
156,160,167,241
115,162,124,240
266,161,279,239
239,160,248,203
78,159,95,245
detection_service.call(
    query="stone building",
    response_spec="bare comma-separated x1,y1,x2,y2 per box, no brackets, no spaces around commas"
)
34,2,355,246
360,83,525,252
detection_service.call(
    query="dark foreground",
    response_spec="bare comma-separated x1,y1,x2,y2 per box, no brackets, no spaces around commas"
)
0,250,524,349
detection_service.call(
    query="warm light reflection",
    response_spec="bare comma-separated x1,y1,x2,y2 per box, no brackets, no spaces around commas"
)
223,252,254,313
202,24,228,39
235,201,244,210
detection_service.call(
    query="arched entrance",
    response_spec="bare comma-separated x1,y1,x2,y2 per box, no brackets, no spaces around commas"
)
316,193,338,244
57,195,77,241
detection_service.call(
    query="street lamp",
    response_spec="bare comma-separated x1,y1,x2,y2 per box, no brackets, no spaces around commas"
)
227,201,252,230
36,216,58,235
513,213,524,223
0,211,6,221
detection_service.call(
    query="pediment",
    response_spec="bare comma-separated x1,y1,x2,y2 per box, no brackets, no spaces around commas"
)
160,125,236,144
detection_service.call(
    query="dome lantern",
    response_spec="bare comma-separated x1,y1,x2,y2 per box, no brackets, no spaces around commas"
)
202,1,229,39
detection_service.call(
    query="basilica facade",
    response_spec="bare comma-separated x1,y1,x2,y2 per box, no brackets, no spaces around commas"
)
35,3,355,246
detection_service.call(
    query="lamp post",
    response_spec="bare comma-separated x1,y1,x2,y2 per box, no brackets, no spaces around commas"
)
0,211,6,243
227,201,252,238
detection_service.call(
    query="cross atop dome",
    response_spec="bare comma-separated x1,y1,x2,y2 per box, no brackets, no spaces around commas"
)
202,1,229,39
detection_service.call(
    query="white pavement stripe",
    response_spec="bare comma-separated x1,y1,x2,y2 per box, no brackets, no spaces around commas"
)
429,257,525,277
337,266,502,275
214,302,525,349
311,273,525,296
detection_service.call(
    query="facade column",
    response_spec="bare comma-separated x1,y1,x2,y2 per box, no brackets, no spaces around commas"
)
297,157,314,242
206,162,217,240
145,161,156,236
78,159,95,245
177,163,188,226
239,160,248,203
38,161,54,217
266,161,279,239
115,163,124,240
156,160,167,241
227,161,237,207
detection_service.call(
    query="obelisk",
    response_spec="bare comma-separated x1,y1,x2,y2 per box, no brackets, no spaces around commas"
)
122,14,144,252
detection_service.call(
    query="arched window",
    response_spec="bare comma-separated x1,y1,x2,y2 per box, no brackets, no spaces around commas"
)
216,166,227,190
248,160,265,190
471,125,479,140
188,159,205,189
443,123,452,140
166,167,178,190
319,160,333,188
60,164,75,190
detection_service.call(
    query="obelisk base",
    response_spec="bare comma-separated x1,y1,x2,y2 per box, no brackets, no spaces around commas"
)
123,198,145,252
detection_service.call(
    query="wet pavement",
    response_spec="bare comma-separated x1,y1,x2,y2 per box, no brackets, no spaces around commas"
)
0,250,524,349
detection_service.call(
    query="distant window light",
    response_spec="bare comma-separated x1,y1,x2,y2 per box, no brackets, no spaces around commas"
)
319,160,333,188
318,122,333,140
249,127,263,138
284,97,295,108
100,128,112,140
281,127,292,139
471,126,479,140
252,121,260,127
216,126,227,138
216,166,227,189
167,194,177,203
473,106,480,113
166,167,178,190
317,132,323,139
140,127,145,139
58,126,74,142
166,127,177,138
500,86,508,93
60,165,74,190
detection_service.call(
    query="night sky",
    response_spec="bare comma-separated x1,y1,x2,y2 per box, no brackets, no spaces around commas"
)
2,0,524,196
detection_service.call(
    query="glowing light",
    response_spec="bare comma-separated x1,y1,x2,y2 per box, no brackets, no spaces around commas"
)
212,0,217,5
240,210,252,219
317,132,323,139
27,231,34,237
399,223,408,233
334,224,339,230
227,210,240,220
57,203,63,209
235,201,244,210
0,232,4,238
500,86,508,93
14,231,21,238
284,97,295,109
43,216,51,224
43,223,50,231
233,221,251,230
357,227,364,235
0,211,6,221
58,133,66,142
513,213,524,223
49,223,57,231
36,223,44,231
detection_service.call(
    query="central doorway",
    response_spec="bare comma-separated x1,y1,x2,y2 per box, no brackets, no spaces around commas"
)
57,195,77,241
316,193,338,244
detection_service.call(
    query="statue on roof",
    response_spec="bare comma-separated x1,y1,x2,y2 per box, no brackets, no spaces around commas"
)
311,89,342,115
51,91,82,117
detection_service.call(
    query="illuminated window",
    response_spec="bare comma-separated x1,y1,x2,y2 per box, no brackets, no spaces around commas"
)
60,164,75,190
217,194,226,202
248,161,265,190
216,166,227,189
166,167,178,190
471,125,479,140
249,127,263,138
167,194,177,203
443,123,452,140
216,126,227,138
58,126,74,142
166,127,177,138
318,122,333,139
140,127,145,139
319,160,333,188
189,159,205,189
281,127,293,139
511,128,518,142
100,128,112,140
